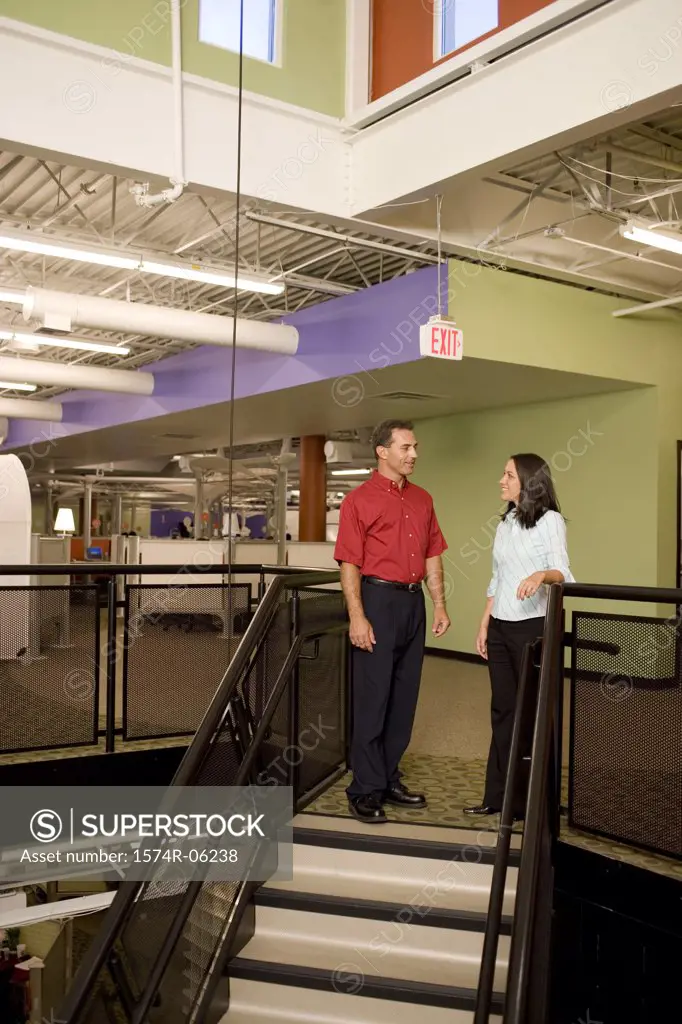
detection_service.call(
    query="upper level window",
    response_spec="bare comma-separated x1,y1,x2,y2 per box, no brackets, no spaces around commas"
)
199,0,279,64
438,0,499,59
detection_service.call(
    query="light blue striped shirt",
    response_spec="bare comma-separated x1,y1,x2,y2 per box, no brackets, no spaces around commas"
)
487,509,574,621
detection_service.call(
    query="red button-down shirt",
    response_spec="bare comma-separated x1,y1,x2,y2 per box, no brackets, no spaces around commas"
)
333,470,447,584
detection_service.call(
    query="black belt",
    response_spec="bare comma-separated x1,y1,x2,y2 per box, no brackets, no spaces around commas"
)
362,575,422,593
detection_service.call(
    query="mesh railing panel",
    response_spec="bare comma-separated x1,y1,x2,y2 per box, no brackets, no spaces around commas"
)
570,611,682,858
156,881,239,1024
297,629,347,799
123,584,250,740
0,586,99,753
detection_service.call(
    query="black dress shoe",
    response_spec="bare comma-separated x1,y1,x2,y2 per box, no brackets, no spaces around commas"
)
348,795,387,824
384,782,426,808
463,804,524,823
463,804,500,816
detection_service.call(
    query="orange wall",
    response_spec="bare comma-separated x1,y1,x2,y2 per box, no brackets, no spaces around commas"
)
371,0,556,101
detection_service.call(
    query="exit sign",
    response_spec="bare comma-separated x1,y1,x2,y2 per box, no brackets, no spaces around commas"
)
419,319,463,360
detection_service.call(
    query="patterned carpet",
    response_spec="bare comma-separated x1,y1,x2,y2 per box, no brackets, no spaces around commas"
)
307,753,524,832
305,753,682,882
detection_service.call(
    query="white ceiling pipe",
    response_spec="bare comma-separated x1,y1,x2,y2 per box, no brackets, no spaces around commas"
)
0,396,62,421
23,288,299,354
0,356,154,395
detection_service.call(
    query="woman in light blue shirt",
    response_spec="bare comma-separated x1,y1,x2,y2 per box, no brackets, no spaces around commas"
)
464,453,574,820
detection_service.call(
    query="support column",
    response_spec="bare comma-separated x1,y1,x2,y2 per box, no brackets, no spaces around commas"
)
299,436,327,542
112,494,123,535
276,467,288,565
83,478,93,549
194,475,204,539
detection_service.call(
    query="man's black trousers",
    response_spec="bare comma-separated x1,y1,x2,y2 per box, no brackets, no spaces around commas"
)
347,580,426,799
483,614,544,814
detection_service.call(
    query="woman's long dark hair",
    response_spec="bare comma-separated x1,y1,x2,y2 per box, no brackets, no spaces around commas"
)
503,453,562,529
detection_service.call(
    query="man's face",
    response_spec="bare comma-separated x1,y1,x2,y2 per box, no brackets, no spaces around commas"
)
380,428,418,477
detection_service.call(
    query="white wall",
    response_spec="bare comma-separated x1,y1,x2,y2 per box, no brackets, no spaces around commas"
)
0,17,349,216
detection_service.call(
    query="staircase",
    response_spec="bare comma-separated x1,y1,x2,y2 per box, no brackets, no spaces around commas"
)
219,815,520,1023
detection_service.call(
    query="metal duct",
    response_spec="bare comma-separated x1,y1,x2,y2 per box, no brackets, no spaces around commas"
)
0,397,62,421
23,288,299,354
0,356,154,395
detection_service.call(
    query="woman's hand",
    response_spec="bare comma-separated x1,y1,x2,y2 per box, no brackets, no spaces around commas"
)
516,571,546,600
476,624,488,660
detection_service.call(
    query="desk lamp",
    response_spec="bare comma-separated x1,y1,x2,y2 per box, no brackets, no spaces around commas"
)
54,507,76,538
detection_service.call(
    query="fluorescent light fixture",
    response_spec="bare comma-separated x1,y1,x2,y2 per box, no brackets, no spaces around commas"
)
140,260,283,294
621,222,682,257
330,468,372,476
0,232,283,295
0,381,36,391
54,507,76,534
0,289,25,304
0,329,129,356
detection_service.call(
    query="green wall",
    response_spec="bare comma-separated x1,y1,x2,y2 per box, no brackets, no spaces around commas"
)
0,0,346,115
448,263,682,592
414,388,659,654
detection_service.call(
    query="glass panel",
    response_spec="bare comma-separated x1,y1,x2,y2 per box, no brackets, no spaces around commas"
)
442,0,499,58
199,0,277,63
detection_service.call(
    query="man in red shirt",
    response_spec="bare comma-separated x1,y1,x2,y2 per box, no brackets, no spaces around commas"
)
334,419,450,823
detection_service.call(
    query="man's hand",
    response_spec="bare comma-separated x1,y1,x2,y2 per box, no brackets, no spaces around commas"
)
432,605,451,639
350,614,376,652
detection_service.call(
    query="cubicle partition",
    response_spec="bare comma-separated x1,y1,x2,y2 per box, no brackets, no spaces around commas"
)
287,541,340,589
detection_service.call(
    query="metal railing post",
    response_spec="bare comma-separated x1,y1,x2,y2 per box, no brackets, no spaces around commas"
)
105,576,117,753
474,638,541,1024
289,590,301,798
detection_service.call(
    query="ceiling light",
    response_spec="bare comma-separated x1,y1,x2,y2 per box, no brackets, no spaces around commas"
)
330,468,372,476
0,381,36,391
0,329,130,355
0,234,137,269
621,222,682,257
0,231,283,295
139,260,283,294
0,289,26,304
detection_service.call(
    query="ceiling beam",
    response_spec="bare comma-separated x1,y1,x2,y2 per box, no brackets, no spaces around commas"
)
612,294,682,318
245,213,440,263
627,125,682,152
605,142,682,176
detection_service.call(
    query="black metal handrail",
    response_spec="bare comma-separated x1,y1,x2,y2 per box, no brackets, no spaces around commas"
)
563,582,682,603
503,584,564,1024
57,567,342,1023
475,579,682,1022
474,637,542,1024
0,563,291,575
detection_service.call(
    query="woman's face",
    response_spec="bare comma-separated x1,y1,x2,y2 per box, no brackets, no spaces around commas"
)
500,459,521,504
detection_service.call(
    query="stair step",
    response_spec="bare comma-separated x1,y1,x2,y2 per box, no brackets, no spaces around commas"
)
266,841,516,917
293,814,521,866
235,903,508,992
228,962,504,1016
255,886,513,935
224,977,503,1022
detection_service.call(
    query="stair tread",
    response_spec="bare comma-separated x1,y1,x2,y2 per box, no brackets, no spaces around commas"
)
223,977,503,1023
236,905,508,991
255,886,513,932
294,814,522,851
265,843,516,916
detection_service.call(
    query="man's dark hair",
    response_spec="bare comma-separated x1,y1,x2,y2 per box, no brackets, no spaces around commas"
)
370,419,415,460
